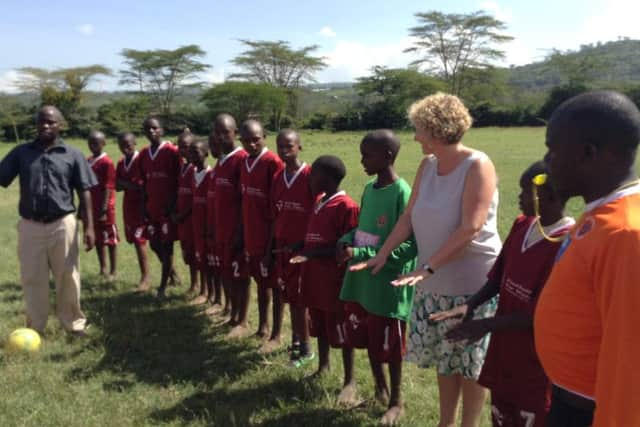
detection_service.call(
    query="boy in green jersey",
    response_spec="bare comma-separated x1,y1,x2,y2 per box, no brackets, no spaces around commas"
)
338,129,417,426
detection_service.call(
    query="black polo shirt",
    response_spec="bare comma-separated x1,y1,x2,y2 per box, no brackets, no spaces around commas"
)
0,138,97,222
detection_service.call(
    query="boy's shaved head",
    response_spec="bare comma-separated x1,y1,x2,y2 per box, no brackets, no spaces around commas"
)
361,129,401,161
214,113,237,130
312,155,346,185
89,130,105,141
240,119,264,136
277,128,300,143
193,139,208,154
549,90,640,158
118,132,135,142
143,116,162,128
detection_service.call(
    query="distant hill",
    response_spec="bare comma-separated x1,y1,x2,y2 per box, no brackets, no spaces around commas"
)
507,39,640,92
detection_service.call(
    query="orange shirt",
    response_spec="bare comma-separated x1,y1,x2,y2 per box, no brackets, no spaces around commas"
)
535,186,640,427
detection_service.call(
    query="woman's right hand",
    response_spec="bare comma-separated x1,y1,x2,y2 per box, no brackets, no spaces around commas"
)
349,253,388,275
429,304,469,322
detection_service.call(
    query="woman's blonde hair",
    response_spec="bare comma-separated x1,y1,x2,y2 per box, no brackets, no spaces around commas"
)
408,92,473,144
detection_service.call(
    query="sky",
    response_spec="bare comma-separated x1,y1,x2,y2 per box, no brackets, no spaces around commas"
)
1,0,639,92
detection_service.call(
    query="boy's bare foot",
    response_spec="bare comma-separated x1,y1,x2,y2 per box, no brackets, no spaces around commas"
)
337,383,360,407
168,271,181,287
380,404,405,426
156,287,167,299
107,273,117,283
254,323,270,338
258,337,282,354
226,324,250,339
375,387,390,406
186,286,197,296
205,303,223,316
135,280,150,293
189,295,208,306
307,367,330,381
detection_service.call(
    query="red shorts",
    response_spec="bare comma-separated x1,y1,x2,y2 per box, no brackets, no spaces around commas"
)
491,392,548,427
214,242,248,280
343,302,406,363
205,236,218,273
248,255,276,289
275,251,304,306
309,307,347,348
193,231,207,270
145,217,177,243
180,239,195,266
95,223,119,246
124,221,147,245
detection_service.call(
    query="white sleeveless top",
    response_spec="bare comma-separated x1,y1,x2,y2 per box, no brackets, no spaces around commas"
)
410,152,502,296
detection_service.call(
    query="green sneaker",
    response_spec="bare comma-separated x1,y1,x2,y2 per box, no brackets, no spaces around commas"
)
290,352,315,368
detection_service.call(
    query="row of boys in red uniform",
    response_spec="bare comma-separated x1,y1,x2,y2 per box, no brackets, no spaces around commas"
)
85,113,575,426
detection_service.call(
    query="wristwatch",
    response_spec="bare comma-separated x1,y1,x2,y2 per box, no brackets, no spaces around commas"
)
422,264,435,275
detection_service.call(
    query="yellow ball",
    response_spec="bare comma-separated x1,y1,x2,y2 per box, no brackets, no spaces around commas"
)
6,328,42,354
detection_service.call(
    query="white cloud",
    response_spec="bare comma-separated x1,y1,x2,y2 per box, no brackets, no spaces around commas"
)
318,37,417,82
77,24,94,36
202,69,226,85
580,0,640,44
479,1,513,23
319,26,337,38
0,70,21,94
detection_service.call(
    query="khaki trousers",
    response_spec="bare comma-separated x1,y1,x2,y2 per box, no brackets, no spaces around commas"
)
17,214,86,333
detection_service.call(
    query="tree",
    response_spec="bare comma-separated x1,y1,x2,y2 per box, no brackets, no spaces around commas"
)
230,40,327,88
201,82,288,128
229,40,327,127
405,10,513,95
543,48,603,87
119,45,210,116
0,95,33,142
96,96,152,135
14,65,111,135
356,66,445,128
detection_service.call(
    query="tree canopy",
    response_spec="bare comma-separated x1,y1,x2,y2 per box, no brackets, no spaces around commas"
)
119,44,210,116
405,10,513,95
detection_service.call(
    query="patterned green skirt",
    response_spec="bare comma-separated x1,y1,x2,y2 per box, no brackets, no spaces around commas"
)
405,289,497,380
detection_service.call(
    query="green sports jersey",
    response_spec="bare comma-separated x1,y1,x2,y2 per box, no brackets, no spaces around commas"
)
339,178,417,321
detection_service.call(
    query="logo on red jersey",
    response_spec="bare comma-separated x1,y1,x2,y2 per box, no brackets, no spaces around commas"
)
575,217,595,240
276,200,284,212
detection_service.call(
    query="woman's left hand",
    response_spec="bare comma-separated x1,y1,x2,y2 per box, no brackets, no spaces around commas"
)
390,269,431,287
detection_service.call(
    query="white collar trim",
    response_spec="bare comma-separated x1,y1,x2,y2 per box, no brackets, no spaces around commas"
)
284,162,306,189
245,147,268,173
123,151,138,172
148,141,168,161
194,166,210,187
314,191,345,214
218,146,243,166
181,163,193,177
521,216,575,252
584,182,640,213
89,152,106,166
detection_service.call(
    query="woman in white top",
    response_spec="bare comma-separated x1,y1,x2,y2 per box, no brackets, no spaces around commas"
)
352,93,502,427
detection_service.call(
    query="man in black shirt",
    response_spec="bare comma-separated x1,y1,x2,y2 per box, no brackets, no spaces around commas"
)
0,105,96,335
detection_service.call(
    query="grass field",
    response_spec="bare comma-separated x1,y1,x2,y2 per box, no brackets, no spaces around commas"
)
0,128,626,427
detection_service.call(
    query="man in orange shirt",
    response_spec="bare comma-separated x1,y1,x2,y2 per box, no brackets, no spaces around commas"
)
534,90,640,427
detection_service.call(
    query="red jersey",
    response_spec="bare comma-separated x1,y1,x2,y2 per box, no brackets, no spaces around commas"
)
479,215,573,406
116,151,145,226
241,148,284,255
206,167,216,240
138,141,180,221
88,153,116,224
177,162,194,242
191,166,210,241
214,147,248,244
301,191,360,311
271,163,313,246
